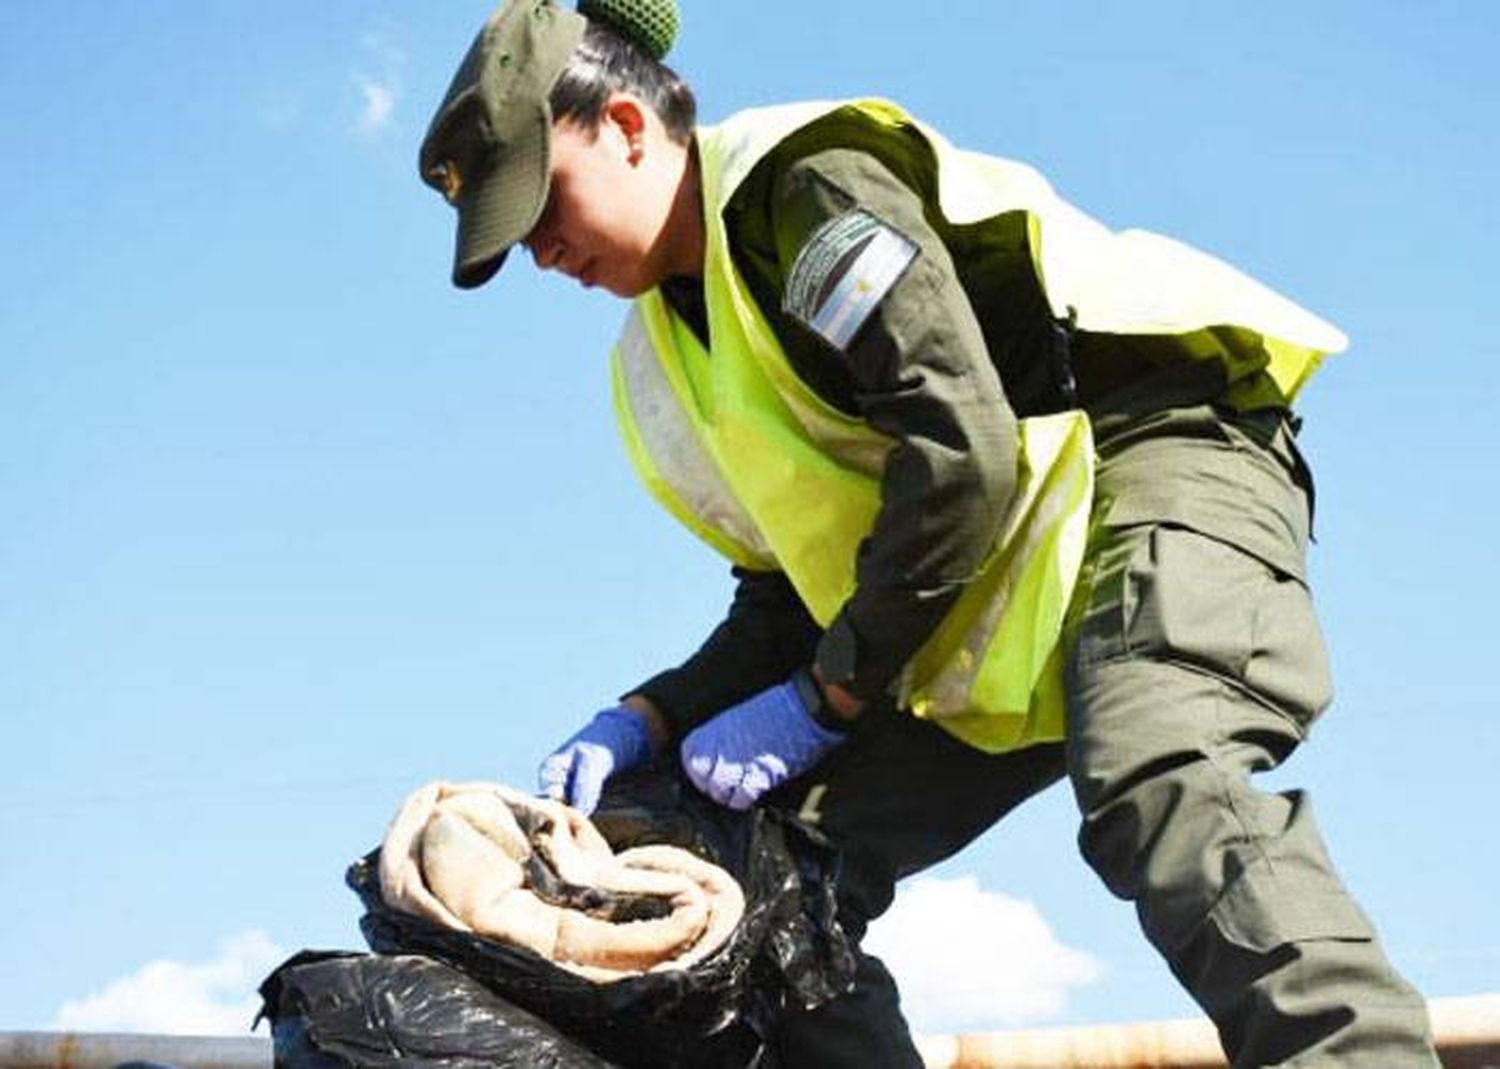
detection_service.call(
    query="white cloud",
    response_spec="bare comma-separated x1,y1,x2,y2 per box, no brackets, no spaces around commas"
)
53,930,285,1034
350,21,406,136
864,875,1101,1033
354,77,397,134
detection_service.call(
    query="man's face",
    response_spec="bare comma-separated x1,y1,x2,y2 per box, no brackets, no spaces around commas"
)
521,112,679,298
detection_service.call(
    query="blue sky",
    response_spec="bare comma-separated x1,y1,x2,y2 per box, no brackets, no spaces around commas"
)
3,0,1496,1038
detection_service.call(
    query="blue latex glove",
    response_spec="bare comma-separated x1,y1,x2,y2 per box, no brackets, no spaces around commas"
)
537,706,653,815
680,678,847,811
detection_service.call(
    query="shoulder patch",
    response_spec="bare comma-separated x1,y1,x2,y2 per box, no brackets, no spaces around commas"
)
782,209,919,351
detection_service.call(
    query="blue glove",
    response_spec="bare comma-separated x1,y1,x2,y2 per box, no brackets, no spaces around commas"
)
680,678,847,811
537,706,653,815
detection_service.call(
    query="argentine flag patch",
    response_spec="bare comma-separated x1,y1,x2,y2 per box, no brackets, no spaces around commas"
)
783,209,919,352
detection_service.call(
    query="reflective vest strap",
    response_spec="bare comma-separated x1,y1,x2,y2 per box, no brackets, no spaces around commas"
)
612,304,776,569
902,412,1093,734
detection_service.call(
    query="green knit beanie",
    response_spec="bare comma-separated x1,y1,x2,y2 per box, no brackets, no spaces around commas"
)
577,0,680,60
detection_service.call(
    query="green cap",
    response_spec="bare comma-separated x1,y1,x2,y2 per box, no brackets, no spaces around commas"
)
420,0,587,289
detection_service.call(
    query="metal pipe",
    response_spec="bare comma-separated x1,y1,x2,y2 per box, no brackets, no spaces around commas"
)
2,994,1494,1068
1430,995,1500,1069
0,1032,270,1069
914,993,1500,1069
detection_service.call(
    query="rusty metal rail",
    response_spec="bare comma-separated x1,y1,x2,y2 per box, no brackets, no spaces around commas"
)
2,994,1495,1067
915,993,1500,1068
0,1032,269,1069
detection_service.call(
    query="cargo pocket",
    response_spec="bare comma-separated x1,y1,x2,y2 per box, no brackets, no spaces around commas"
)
1211,864,1377,958
1102,523,1333,736
1122,524,1261,680
1246,566,1334,732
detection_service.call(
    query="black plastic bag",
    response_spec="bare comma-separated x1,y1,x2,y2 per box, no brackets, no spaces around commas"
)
259,950,614,1068
349,766,854,1068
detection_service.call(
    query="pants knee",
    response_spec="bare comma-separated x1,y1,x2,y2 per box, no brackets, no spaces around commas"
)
1071,751,1231,909
1077,767,1375,964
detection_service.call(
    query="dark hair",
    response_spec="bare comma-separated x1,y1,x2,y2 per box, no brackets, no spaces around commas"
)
549,20,696,144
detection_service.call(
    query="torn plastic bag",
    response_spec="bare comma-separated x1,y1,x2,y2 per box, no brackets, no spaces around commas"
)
349,765,855,1068
258,950,613,1068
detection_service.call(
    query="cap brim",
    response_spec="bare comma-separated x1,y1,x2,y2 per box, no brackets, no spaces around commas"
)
450,109,551,289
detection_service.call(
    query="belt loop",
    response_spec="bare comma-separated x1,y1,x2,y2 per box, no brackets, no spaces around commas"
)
1050,304,1079,410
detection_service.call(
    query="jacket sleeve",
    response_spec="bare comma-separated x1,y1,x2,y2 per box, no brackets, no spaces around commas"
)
744,146,1021,703
628,566,823,739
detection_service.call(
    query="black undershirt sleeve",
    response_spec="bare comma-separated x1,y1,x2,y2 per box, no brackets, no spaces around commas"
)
629,567,822,738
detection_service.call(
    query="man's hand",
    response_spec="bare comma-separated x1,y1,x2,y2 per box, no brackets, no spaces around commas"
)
537,706,654,815
680,674,849,810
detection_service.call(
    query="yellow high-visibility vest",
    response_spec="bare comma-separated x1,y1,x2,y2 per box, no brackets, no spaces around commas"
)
611,99,1345,752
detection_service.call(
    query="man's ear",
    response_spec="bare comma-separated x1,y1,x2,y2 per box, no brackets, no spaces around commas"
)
603,93,648,163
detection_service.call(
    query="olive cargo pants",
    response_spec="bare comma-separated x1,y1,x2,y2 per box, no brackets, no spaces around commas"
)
768,400,1438,1067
